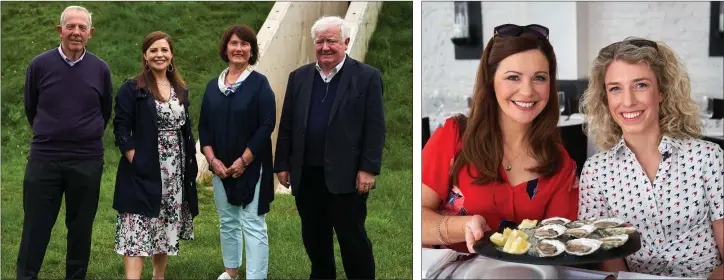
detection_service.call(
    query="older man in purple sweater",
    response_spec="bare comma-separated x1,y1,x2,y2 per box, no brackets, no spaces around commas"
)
18,5,112,280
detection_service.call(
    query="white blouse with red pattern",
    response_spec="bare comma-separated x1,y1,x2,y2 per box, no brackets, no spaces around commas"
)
578,136,723,278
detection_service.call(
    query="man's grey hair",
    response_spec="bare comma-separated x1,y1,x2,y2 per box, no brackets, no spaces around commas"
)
60,6,92,28
310,16,350,41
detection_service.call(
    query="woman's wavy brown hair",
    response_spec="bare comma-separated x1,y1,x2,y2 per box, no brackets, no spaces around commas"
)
451,32,563,186
580,37,701,150
136,31,187,103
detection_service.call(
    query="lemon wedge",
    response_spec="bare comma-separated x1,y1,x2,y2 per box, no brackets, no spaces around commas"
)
503,235,516,252
510,229,529,241
503,228,512,238
518,219,538,229
504,236,531,255
490,232,506,247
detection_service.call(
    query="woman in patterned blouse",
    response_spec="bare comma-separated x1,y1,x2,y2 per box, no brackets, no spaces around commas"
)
579,37,723,279
422,24,580,253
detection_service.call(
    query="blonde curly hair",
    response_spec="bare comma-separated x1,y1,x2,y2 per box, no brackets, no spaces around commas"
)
580,37,701,150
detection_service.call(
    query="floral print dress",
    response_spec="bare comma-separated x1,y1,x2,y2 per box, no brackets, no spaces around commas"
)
115,87,194,256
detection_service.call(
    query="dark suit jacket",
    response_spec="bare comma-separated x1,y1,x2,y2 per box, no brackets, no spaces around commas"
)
274,56,386,195
113,79,199,218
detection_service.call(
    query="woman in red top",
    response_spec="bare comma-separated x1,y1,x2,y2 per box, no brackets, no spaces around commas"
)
422,24,580,253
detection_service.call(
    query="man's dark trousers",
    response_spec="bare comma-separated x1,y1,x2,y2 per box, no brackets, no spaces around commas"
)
295,165,375,280
16,157,104,280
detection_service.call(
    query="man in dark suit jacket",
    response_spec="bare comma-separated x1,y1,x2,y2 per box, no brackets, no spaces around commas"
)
274,16,385,280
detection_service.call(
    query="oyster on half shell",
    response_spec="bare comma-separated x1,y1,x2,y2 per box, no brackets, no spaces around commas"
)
565,238,602,256
566,219,595,229
593,218,625,229
599,234,629,250
564,224,597,238
536,239,565,257
540,217,571,226
534,224,567,239
598,226,637,237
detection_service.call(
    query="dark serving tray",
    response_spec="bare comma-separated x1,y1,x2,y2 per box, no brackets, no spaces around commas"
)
472,229,641,266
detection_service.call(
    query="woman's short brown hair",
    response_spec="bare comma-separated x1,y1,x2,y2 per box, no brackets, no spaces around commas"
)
452,32,563,186
219,24,259,65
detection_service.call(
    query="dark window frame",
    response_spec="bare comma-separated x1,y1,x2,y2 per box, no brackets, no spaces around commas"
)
710,1,724,57
452,1,483,60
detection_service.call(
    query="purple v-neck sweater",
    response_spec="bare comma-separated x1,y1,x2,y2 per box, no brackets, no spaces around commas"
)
24,48,113,160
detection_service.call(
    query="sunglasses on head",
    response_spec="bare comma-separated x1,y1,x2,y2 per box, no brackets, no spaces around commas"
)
604,39,659,52
494,24,549,39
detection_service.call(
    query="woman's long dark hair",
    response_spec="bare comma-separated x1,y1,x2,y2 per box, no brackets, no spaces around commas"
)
136,31,187,103
451,32,563,186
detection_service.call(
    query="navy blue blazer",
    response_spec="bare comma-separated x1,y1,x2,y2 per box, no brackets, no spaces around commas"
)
274,56,386,195
198,70,276,215
112,79,199,218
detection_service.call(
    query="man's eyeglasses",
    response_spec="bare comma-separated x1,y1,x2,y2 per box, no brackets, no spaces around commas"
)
494,24,549,39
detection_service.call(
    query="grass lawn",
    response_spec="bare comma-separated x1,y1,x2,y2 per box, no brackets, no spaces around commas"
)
1,1,412,279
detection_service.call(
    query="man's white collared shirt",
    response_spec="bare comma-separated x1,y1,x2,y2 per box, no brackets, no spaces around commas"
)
57,45,86,66
315,55,346,83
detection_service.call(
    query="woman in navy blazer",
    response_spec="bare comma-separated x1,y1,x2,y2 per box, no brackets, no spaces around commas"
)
198,25,276,280
112,31,198,279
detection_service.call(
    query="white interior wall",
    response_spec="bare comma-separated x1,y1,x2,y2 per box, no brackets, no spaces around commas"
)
423,1,724,137
585,2,723,103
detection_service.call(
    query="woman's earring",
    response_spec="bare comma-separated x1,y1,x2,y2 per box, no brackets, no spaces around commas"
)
145,63,150,72
167,64,174,72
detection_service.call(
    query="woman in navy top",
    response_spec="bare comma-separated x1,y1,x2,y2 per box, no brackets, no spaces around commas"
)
198,25,276,280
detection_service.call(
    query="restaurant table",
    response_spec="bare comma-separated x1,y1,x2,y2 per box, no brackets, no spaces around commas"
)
702,124,724,148
428,255,613,279
424,251,703,279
